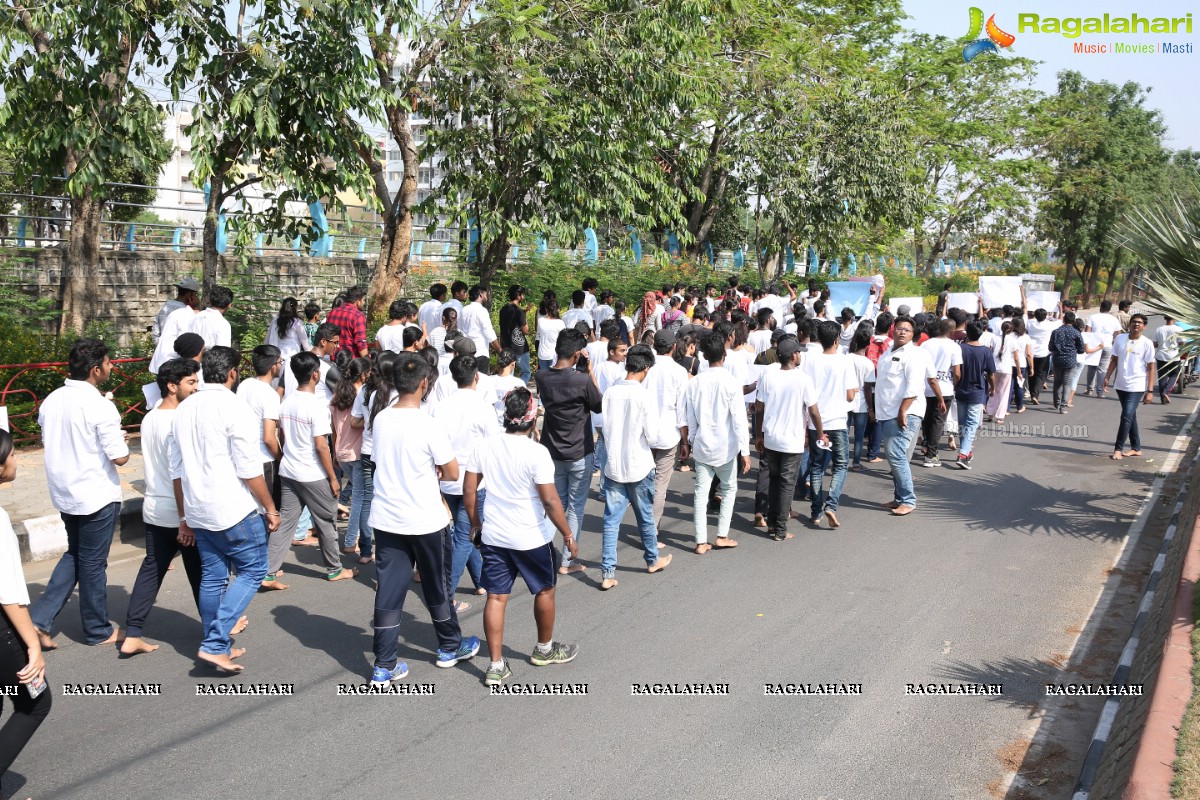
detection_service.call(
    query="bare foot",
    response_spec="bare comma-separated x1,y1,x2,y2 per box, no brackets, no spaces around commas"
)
119,637,159,656
753,514,768,529
292,535,320,547
891,504,915,516
231,616,249,635
341,547,359,555
198,651,244,673
474,588,487,596
260,578,289,590
229,647,246,659
93,628,121,646
1123,450,1142,457
825,511,840,529
328,567,358,582
1110,451,1124,460
713,537,738,549
36,630,57,651
881,500,901,509
656,542,666,550
600,577,619,590
694,543,712,555
358,556,374,564
557,564,586,575
647,554,672,573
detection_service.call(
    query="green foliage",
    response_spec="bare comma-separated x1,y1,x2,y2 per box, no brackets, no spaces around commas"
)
1122,196,1200,338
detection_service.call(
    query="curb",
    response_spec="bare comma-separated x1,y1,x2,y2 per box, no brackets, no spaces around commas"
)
1124,513,1200,799
16,498,145,564
1072,446,1200,799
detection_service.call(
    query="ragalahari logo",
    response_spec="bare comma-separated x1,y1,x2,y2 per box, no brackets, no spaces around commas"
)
962,7,1016,62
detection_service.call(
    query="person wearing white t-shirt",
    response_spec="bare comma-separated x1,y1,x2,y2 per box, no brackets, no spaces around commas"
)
265,298,311,362
591,339,628,480
189,286,234,350
237,345,284,501
592,289,616,334
748,308,776,356
684,333,751,553
120,358,205,657
874,317,938,516
459,285,500,355
282,322,339,403
1104,315,1157,459
167,346,280,674
918,319,962,468
1154,314,1183,402
418,284,447,336
490,350,529,426
431,355,501,612
1025,308,1059,405
271,352,356,585
1085,300,1122,396
846,329,877,469
755,336,825,540
599,346,672,590
367,353,480,687
150,303,200,373
464,387,579,687
804,322,859,528
0,428,51,767
376,299,414,353
562,290,591,331
645,330,690,528
30,339,131,650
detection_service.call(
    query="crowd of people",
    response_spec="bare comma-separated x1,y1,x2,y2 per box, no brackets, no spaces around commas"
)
0,272,1185,773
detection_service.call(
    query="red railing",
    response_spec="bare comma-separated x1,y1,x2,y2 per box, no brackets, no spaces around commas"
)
0,357,153,446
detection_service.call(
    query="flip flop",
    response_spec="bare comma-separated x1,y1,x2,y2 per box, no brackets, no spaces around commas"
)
453,601,470,614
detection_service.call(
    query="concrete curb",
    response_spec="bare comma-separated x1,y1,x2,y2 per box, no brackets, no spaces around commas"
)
1123,513,1200,799
16,497,146,564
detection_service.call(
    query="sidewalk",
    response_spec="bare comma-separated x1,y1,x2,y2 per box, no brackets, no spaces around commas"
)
2,439,148,563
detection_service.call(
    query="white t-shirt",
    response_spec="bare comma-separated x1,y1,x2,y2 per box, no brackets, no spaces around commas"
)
459,302,498,354
1154,324,1182,362
1087,313,1121,348
265,317,310,360
593,304,616,331
995,333,1022,372
1012,334,1032,369
369,406,455,535
537,318,566,360
562,307,590,331
748,329,774,356
0,509,30,606
847,353,876,414
757,367,817,453
921,337,963,397
464,434,556,550
1027,318,1060,358
140,406,181,528
375,323,408,353
591,359,627,432
803,352,858,431
283,355,333,403
190,307,232,350
278,391,333,483
875,344,934,421
1112,334,1157,392
489,374,527,425
418,299,443,334
353,386,397,458
236,378,281,463
430,388,501,495
149,305,198,373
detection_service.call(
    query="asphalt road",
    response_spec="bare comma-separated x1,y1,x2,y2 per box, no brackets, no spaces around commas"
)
6,348,1195,800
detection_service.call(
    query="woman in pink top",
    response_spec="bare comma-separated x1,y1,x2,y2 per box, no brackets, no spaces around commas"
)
331,358,373,563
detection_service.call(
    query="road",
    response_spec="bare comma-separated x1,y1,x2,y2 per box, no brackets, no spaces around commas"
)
4,351,1194,800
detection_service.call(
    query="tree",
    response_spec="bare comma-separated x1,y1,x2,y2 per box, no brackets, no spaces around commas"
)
891,34,1046,274
0,0,183,332
422,0,711,288
168,0,380,293
1035,71,1168,305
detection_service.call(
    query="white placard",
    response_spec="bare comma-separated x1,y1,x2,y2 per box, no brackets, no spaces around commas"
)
979,276,1023,309
1082,332,1105,367
889,296,924,314
1027,291,1060,312
0,406,7,432
946,292,979,314
141,382,162,411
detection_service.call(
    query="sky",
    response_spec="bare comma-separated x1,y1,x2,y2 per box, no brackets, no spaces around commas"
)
903,0,1200,150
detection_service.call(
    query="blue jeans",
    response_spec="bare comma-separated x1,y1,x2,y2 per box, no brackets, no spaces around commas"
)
593,433,607,478
848,412,869,466
601,470,660,578
809,429,849,517
881,415,920,508
31,501,120,644
194,511,268,656
1012,367,1026,410
293,506,312,541
554,453,594,566
516,352,531,384
443,492,484,593
866,418,882,460
339,459,372,556
956,400,984,457
353,456,377,558
1115,389,1143,452
538,358,553,372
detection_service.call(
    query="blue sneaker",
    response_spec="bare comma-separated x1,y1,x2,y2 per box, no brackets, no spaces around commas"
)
436,635,481,668
370,662,409,687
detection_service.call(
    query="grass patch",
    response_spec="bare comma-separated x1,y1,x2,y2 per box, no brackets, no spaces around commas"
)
1173,576,1200,796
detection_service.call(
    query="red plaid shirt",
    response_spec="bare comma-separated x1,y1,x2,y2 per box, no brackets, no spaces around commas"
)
326,302,367,356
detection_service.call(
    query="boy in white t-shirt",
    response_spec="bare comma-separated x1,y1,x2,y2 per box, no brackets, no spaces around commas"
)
1085,299,1122,396
803,321,858,528
1104,314,1157,459
464,387,579,687
270,352,356,585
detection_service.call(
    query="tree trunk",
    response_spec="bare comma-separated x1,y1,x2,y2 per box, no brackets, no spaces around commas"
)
1081,256,1101,308
1103,248,1125,298
1061,247,1077,302
479,231,509,291
202,170,226,298
61,189,103,335
367,120,418,321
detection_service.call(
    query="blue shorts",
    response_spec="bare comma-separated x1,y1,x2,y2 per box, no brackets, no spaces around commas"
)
480,542,560,595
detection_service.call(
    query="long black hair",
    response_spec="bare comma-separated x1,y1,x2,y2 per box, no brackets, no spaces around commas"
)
368,351,399,428
0,428,12,467
332,358,371,411
275,297,300,340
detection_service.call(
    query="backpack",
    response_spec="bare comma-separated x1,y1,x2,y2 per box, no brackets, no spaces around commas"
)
865,336,892,368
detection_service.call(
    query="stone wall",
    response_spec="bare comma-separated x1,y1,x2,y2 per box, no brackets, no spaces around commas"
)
0,248,381,348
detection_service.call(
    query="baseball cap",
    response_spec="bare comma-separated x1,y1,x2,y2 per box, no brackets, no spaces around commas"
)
896,304,911,317
452,337,477,356
177,277,201,292
653,329,676,348
776,337,802,358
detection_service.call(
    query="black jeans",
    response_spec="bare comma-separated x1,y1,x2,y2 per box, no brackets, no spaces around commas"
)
1051,360,1073,408
765,449,804,536
0,617,51,775
921,400,947,457
372,528,462,670
124,523,203,639
1029,356,1050,401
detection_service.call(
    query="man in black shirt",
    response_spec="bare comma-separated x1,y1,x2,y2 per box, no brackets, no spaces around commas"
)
534,328,602,575
499,284,531,383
